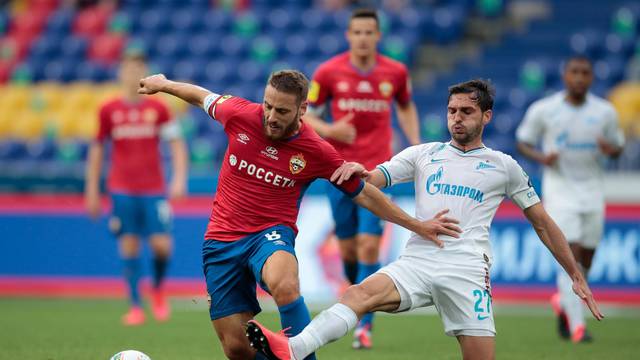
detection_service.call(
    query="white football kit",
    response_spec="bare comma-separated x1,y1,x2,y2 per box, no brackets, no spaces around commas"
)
375,142,540,336
516,91,624,248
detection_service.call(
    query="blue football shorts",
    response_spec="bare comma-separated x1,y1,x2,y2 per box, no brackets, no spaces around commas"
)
202,224,296,320
326,182,386,240
109,193,172,237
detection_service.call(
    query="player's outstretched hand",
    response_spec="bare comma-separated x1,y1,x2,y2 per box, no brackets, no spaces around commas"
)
330,161,369,185
597,137,621,157
572,276,605,321
542,152,558,167
327,113,356,144
168,179,187,199
138,74,168,95
416,209,462,248
85,192,101,220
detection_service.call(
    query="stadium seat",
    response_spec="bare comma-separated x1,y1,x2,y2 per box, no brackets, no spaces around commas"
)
172,59,206,82
60,35,89,60
232,12,262,38
170,8,205,33
218,34,249,57
0,140,28,160
26,138,57,161
203,9,233,33
73,5,112,38
570,30,605,59
88,33,125,65
300,8,332,32
11,111,45,140
29,34,63,60
45,8,75,34
250,35,278,63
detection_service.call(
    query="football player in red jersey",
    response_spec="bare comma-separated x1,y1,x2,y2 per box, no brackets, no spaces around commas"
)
138,70,460,360
84,51,188,326
303,8,421,348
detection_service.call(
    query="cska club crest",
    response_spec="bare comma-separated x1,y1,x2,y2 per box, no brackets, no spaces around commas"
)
379,81,393,98
289,153,306,175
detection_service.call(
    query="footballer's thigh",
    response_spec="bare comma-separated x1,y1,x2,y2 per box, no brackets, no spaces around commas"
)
340,273,402,316
212,312,257,360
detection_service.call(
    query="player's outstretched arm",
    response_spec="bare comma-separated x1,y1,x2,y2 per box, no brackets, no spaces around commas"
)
516,141,558,166
138,74,211,108
330,161,386,188
523,203,604,320
353,183,461,247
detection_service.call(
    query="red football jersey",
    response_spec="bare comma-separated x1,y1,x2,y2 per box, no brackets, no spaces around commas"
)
204,95,364,241
96,97,171,194
308,52,412,169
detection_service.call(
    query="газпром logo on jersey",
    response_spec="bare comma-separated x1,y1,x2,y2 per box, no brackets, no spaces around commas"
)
426,166,484,203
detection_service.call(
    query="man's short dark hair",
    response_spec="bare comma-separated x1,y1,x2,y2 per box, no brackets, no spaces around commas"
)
448,79,495,112
350,8,379,29
267,70,309,105
564,55,592,71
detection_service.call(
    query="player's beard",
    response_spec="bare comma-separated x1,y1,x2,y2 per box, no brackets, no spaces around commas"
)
450,121,483,145
263,110,300,141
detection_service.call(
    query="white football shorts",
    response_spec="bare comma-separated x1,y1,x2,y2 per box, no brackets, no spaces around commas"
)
545,205,604,249
378,251,495,337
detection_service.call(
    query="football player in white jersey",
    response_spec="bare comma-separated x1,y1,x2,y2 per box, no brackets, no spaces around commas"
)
516,56,623,343
245,79,603,360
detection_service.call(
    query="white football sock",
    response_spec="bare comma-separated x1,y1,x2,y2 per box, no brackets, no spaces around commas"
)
289,303,358,360
557,269,585,333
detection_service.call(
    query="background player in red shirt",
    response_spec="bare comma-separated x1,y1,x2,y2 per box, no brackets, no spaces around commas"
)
137,70,460,360
303,8,421,349
84,51,188,326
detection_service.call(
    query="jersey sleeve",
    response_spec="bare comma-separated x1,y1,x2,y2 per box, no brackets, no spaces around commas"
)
504,156,540,210
307,64,332,110
95,103,112,143
319,142,365,197
516,101,545,145
203,93,248,127
376,145,422,187
394,64,412,106
602,105,625,148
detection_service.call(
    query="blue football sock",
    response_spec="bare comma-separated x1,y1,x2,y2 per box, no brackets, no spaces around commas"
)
343,260,358,284
278,296,316,360
357,262,380,329
152,256,169,289
122,257,141,307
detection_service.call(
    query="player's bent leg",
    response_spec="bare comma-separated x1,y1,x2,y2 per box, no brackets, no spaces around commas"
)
213,312,258,360
456,335,495,360
261,249,315,359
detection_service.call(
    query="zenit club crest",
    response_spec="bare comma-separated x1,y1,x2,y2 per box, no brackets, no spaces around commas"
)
289,154,306,175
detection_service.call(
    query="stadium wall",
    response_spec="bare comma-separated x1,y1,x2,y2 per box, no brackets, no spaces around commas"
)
0,194,638,305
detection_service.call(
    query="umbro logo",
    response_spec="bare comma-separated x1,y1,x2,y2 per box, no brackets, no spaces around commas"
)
475,161,496,170
356,80,373,93
237,133,250,144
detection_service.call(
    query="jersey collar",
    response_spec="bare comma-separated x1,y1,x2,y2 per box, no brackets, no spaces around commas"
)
447,141,486,155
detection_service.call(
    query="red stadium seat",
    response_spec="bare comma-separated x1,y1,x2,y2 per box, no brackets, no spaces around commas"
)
88,33,124,65
73,5,113,38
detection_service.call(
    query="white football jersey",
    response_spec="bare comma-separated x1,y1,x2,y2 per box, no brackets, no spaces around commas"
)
377,142,540,260
516,92,624,211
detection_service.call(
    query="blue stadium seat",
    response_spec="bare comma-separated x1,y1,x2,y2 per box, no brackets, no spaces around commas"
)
204,58,239,87
26,139,57,161
430,6,465,44
0,141,28,161
188,34,219,59
75,61,111,82
60,36,88,60
283,33,315,58
153,34,189,59
173,59,206,82
30,35,63,60
300,8,333,32
43,60,76,82
203,9,233,33
218,34,249,57
136,8,172,34
236,60,268,83
45,8,75,34
317,33,347,57
570,30,605,59
604,33,636,59
593,56,626,86
265,7,301,32
170,8,205,33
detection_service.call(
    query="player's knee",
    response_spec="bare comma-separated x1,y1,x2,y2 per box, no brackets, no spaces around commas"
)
358,242,379,262
220,337,254,360
270,277,301,306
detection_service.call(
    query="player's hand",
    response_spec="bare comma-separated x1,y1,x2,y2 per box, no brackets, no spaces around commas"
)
138,74,168,95
542,152,558,167
326,113,356,144
572,275,604,321
168,179,187,200
330,161,370,185
85,192,101,220
415,209,462,248
597,137,622,157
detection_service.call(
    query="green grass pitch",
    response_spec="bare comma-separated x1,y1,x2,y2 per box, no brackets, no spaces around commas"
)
1,298,636,359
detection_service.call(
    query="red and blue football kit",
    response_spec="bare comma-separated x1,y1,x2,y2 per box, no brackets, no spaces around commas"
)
96,97,173,237
200,93,364,325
